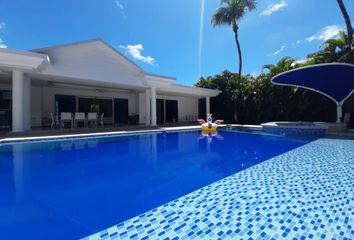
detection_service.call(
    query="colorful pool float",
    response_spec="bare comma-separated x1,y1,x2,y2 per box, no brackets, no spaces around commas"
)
197,114,223,133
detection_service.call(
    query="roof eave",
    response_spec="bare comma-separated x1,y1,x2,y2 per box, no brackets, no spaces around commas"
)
160,84,221,97
0,48,50,72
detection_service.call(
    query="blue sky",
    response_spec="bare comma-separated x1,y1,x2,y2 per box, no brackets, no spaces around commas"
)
0,0,352,85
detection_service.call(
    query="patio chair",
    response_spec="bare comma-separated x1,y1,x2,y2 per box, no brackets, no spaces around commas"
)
74,112,86,128
100,113,105,127
87,112,98,127
50,112,56,128
60,112,73,128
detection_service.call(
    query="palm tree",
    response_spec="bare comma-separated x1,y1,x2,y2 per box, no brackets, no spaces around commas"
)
262,57,296,77
336,0,353,49
211,0,256,83
308,31,353,63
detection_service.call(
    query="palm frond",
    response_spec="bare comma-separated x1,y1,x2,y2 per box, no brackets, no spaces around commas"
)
262,64,274,73
243,0,257,11
337,30,348,43
219,0,233,6
211,7,233,26
212,0,257,25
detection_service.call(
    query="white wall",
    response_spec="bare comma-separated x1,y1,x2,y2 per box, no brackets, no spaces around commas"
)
139,92,199,124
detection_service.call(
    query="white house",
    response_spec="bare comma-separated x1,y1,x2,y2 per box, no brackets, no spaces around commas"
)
0,39,220,132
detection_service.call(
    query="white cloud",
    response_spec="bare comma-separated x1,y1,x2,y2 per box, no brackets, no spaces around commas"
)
296,40,302,44
0,23,7,48
260,1,287,17
269,45,286,56
120,44,155,64
0,22,6,30
306,25,343,42
0,38,7,48
115,0,124,10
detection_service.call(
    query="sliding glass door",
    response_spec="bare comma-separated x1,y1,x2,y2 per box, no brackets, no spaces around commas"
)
0,90,11,128
156,99,178,124
114,98,128,124
78,98,113,124
165,100,178,123
156,99,165,124
198,98,206,119
55,95,76,114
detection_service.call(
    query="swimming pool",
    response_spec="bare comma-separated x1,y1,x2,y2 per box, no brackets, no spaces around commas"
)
0,130,311,240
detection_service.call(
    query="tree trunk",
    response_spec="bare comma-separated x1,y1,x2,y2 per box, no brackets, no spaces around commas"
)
337,0,353,48
232,22,243,123
233,24,243,83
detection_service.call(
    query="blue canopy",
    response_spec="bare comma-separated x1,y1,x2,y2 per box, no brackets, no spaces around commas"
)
272,63,354,122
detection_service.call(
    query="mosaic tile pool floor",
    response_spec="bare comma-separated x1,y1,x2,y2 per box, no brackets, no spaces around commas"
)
83,138,354,240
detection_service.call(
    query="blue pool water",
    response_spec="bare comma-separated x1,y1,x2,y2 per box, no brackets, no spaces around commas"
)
0,130,311,240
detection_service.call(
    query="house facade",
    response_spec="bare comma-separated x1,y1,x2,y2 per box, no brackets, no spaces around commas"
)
0,39,220,132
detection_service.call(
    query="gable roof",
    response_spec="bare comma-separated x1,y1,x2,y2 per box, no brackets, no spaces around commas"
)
28,39,150,88
31,38,144,72
31,39,178,86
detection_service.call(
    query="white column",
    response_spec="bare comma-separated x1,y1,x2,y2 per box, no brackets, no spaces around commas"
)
145,89,151,126
12,70,31,132
336,104,343,123
206,96,210,116
151,87,157,126
23,76,31,130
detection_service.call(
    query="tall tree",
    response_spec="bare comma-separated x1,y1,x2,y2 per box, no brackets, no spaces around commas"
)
211,0,256,83
336,0,353,49
308,31,353,63
262,57,296,77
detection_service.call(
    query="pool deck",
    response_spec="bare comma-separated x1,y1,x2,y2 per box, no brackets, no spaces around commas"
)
82,138,354,240
0,124,260,143
0,124,201,143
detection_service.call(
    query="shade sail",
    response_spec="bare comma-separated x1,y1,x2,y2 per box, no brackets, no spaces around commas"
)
271,63,354,104
271,63,354,123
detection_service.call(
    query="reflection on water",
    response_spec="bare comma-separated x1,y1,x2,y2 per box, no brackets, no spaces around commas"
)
0,131,310,240
13,144,29,202
198,131,224,143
